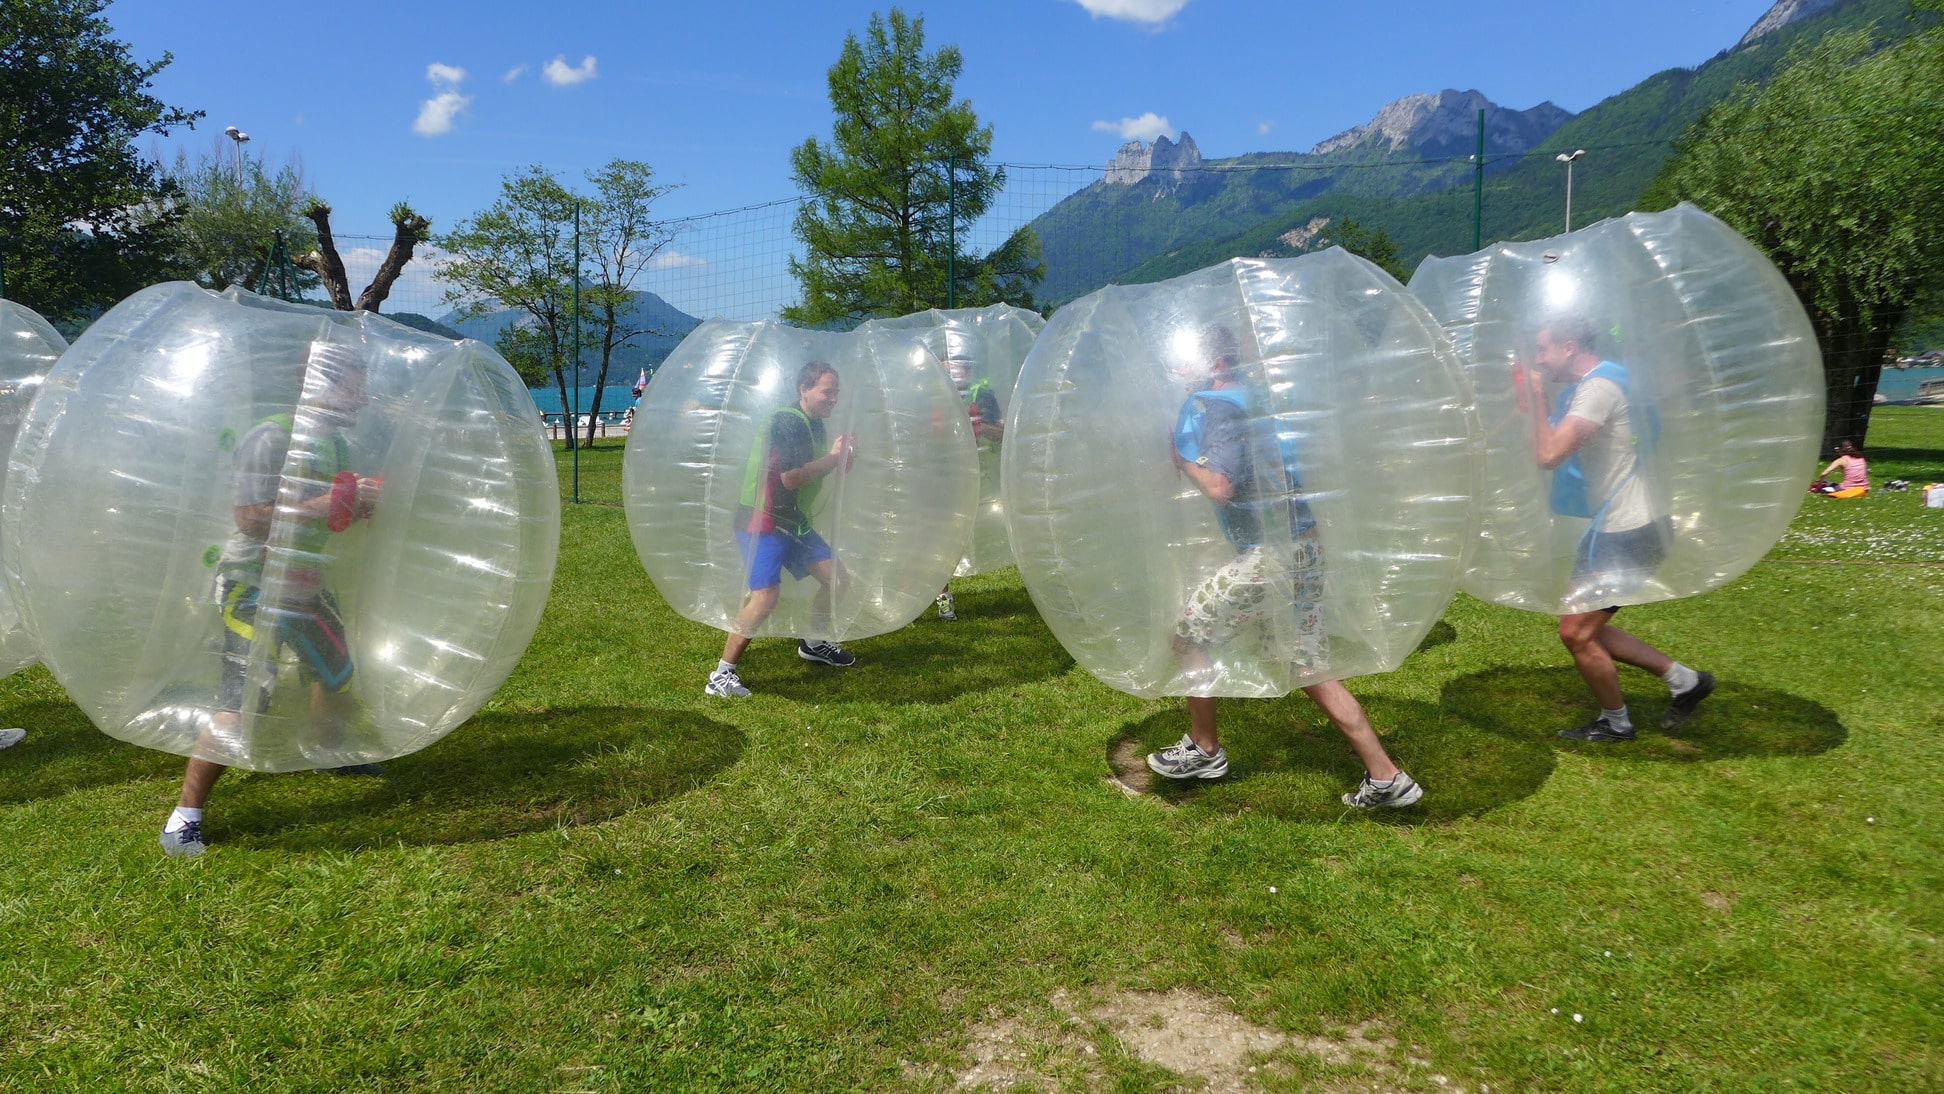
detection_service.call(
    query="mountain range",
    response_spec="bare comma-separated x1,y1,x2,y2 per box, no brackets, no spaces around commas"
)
437,291,702,384
1029,0,1925,304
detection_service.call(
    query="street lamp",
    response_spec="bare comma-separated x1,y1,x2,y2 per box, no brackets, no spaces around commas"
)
1555,148,1586,233
222,126,250,183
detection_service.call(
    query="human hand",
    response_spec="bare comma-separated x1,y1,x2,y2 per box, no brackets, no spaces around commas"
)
356,474,382,518
831,433,857,471
1511,359,1534,414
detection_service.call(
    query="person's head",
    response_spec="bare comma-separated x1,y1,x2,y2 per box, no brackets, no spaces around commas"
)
1533,315,1599,380
1194,324,1241,390
797,360,840,419
304,342,370,422
1837,439,1860,458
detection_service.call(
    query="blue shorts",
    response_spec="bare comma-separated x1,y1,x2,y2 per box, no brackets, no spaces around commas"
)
737,529,833,591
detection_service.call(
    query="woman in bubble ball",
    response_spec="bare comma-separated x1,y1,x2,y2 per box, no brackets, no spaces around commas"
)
1144,326,1425,809
161,343,385,857
705,360,859,698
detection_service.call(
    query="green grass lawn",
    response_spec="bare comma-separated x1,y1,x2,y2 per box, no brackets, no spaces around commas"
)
2,410,1940,1092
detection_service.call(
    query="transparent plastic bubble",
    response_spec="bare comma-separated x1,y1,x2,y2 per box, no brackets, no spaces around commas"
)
0,300,67,678
2,284,560,771
862,304,1043,574
1409,203,1824,613
1003,251,1476,700
624,320,976,642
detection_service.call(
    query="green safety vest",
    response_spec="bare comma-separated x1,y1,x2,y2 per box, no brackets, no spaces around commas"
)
740,406,822,534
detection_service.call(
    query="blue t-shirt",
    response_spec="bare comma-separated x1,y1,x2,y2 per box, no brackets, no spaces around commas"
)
1174,389,1313,548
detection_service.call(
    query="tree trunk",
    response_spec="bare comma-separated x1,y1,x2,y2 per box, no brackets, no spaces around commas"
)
584,320,616,449
1815,305,1895,457
355,209,431,313
298,203,355,310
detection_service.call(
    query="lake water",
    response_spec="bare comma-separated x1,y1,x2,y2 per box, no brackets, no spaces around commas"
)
528,385,639,416
1878,366,1944,401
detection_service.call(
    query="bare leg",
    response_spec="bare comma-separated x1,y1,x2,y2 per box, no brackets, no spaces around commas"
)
1595,624,1672,676
806,558,847,639
178,756,226,810
722,585,781,664
1174,635,1222,754
1559,611,1627,710
1301,680,1400,781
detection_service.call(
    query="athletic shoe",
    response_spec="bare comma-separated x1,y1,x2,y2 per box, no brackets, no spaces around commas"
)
936,592,957,621
798,640,857,667
0,728,23,750
1145,734,1229,780
1661,671,1716,730
1341,770,1425,809
159,821,207,858
327,763,385,776
705,667,751,698
1558,716,1637,743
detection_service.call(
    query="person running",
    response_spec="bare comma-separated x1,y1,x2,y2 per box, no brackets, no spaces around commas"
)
161,342,384,858
1525,316,1714,743
705,360,858,698
1145,326,1424,809
934,347,1005,622
1812,439,1868,498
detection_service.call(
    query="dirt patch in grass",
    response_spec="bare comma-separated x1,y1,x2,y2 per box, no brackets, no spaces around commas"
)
944,988,1479,1093
1106,737,1161,800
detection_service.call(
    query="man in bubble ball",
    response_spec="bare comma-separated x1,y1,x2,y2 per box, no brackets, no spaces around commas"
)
160,342,384,857
1146,325,1425,809
1525,315,1715,742
705,360,859,698
933,344,1004,622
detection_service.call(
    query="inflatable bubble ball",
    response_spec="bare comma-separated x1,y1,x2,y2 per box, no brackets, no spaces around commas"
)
623,320,976,643
2,284,559,772
0,300,68,678
1003,251,1477,700
863,304,1045,575
1409,203,1824,614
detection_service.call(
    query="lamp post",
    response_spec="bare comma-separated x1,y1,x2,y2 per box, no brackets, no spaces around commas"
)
1555,148,1586,233
223,126,251,184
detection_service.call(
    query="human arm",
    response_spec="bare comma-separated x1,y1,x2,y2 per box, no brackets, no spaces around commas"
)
1818,457,1843,480
779,431,855,488
1527,368,1602,470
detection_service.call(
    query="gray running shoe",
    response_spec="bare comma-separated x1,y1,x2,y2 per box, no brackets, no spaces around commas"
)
0,728,23,750
936,592,957,621
705,667,751,698
1342,770,1425,809
160,821,207,858
1661,671,1716,729
1146,734,1229,779
1558,716,1637,743
798,640,857,667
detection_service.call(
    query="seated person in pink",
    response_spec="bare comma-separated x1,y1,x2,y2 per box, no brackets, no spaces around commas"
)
1812,440,1868,498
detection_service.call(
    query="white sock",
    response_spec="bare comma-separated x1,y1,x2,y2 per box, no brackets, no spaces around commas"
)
1602,707,1633,731
715,659,736,675
164,806,203,833
1662,662,1699,694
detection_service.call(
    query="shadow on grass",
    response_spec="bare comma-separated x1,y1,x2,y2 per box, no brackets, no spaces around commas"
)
1110,693,1553,825
0,699,182,805
752,585,1074,705
1439,666,1847,762
1863,445,1944,478
214,707,743,851
1413,620,1458,654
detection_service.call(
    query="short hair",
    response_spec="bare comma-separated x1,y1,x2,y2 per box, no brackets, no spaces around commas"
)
1199,324,1240,367
1541,315,1599,356
797,360,838,393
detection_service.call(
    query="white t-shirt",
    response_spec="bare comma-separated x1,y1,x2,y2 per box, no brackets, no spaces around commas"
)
1563,374,1653,533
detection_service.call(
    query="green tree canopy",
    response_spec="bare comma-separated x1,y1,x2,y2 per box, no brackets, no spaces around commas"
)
784,8,1042,327
576,159,677,447
1644,5,1944,451
167,143,319,295
0,0,201,326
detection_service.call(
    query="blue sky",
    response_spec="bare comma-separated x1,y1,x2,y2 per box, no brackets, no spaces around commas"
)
108,0,1783,315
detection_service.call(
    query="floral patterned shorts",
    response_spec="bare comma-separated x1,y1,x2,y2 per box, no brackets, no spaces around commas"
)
1175,537,1328,669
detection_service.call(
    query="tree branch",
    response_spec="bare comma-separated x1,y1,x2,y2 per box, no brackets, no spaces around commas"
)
355,203,432,312
302,199,354,310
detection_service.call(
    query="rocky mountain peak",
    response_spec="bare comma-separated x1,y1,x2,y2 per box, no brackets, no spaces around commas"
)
1738,0,1847,47
1104,131,1203,186
1307,89,1573,158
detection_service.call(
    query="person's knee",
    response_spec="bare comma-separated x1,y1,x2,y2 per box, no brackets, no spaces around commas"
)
1558,617,1600,651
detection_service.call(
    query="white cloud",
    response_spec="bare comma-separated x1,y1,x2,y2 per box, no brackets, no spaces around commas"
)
414,90,473,136
1092,112,1174,142
1069,0,1190,25
543,55,599,86
503,63,528,83
649,250,707,271
1257,121,1274,135
425,62,468,86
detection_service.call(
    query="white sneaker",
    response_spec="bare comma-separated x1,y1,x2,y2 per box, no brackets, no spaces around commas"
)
936,592,957,620
1146,734,1229,779
705,667,751,698
0,728,23,750
1341,771,1425,809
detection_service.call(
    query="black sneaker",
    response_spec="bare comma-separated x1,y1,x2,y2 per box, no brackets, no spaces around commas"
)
1661,672,1716,730
1559,717,1637,743
798,640,857,667
159,820,207,858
